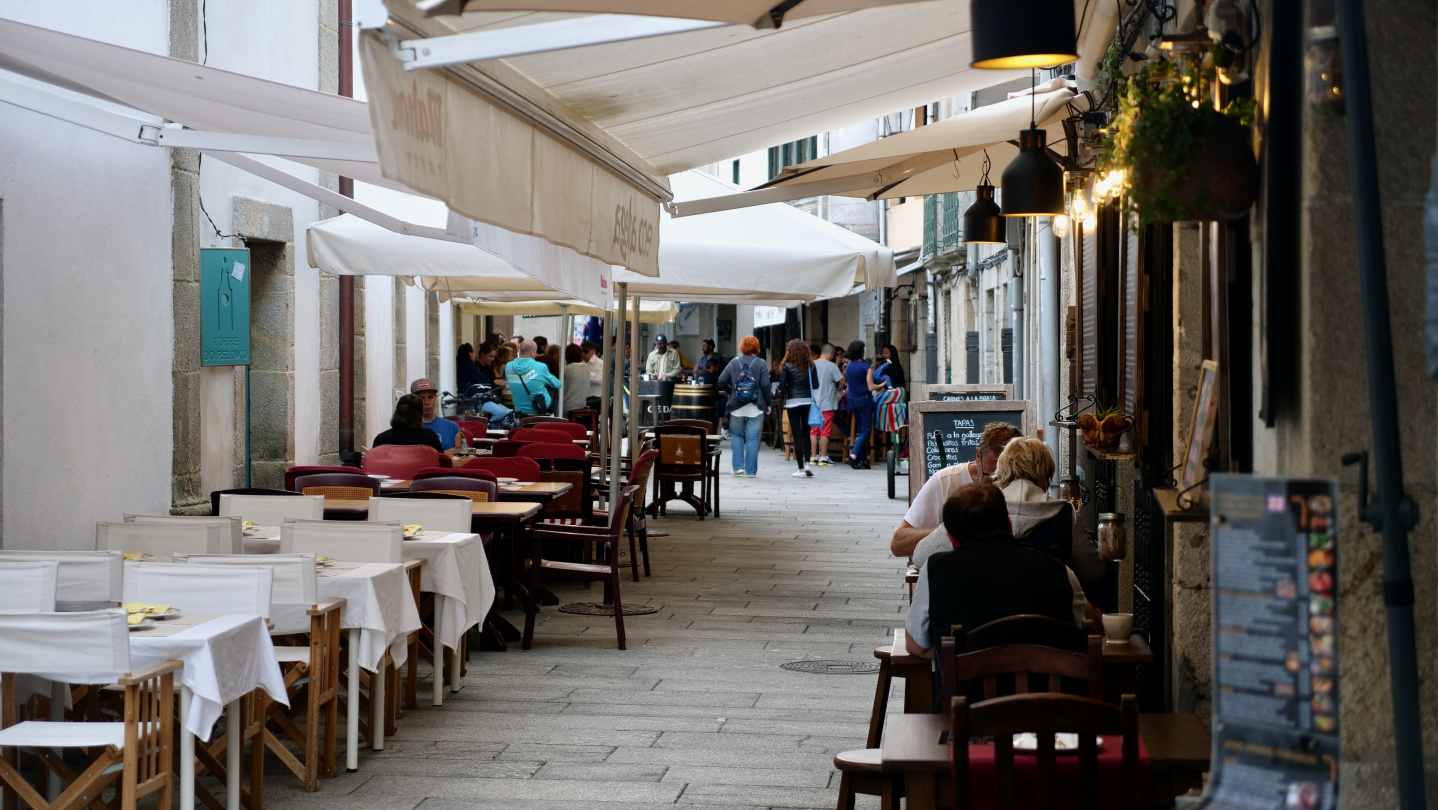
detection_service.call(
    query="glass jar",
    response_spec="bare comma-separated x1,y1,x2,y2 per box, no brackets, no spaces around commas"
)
1058,477,1084,509
1097,513,1127,562
1306,26,1343,115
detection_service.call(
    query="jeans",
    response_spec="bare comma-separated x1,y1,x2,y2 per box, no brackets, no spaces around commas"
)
729,412,763,475
479,401,510,423
849,406,874,461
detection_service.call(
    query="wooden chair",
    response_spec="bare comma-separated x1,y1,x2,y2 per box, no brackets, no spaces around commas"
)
125,514,244,554
940,635,1105,709
665,420,721,516
413,468,497,484
836,628,927,810
650,424,708,519
489,439,532,458
463,456,541,481
283,466,359,492
523,486,636,650
519,442,587,463
0,610,179,810
963,614,1090,654
950,693,1140,810
96,521,227,560
0,561,58,612
568,409,598,434
593,449,658,579
294,472,381,501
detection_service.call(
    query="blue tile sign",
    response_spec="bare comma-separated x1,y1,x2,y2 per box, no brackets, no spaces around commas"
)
200,248,251,366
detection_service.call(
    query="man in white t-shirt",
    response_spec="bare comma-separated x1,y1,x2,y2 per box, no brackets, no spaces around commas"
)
807,344,846,465
891,421,1023,564
581,340,604,399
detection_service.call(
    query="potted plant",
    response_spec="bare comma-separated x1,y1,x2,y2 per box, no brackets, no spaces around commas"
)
1077,402,1132,452
1102,62,1257,226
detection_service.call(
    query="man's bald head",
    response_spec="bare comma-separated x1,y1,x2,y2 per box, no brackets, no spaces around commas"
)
519,340,538,357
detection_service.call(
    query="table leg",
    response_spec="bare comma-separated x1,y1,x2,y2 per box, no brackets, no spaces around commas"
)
225,699,240,810
905,771,937,810
47,681,64,799
371,657,385,751
433,606,445,707
448,635,462,693
181,685,195,810
346,629,360,772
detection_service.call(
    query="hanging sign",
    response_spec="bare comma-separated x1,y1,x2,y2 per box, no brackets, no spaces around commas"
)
917,383,1013,402
909,399,1033,501
1202,474,1340,809
200,248,251,366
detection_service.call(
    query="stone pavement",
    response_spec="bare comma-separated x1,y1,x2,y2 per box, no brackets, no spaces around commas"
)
266,446,912,810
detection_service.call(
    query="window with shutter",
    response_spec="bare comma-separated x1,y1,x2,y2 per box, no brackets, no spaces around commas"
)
1079,219,1100,398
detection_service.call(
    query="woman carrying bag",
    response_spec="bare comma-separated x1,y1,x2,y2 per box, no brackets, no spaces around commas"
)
777,339,817,478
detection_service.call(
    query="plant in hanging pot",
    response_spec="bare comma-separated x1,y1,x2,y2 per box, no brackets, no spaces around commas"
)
1102,62,1257,226
1077,402,1132,452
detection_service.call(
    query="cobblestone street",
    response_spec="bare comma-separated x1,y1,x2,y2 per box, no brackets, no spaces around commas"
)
267,449,910,810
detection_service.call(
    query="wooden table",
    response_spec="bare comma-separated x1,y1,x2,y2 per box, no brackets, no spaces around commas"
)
879,712,1210,809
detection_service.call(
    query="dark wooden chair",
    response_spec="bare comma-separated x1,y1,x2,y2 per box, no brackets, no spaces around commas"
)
409,476,498,503
523,486,637,650
940,635,1105,709
664,419,721,516
294,472,381,499
650,424,709,519
568,409,598,434
592,449,658,579
963,614,1089,654
413,467,498,484
949,693,1140,810
490,439,531,458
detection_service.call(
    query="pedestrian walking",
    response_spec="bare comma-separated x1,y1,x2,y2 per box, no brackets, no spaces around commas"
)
845,340,876,469
716,335,771,477
778,339,816,478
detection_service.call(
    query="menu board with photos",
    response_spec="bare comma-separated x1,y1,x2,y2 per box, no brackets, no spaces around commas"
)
909,400,1033,502
1201,474,1340,810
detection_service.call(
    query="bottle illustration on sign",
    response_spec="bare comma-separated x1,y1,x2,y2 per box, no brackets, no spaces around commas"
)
218,258,234,331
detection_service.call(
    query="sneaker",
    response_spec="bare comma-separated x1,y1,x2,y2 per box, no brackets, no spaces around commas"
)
792,469,808,478
816,458,832,466
722,429,730,439
732,469,745,476
859,462,872,470
804,468,814,477
747,473,757,478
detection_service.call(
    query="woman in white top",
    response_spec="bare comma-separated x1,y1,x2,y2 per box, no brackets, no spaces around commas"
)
562,344,591,413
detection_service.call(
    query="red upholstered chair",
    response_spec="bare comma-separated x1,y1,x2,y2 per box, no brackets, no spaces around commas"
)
526,422,586,442
409,476,499,503
518,442,587,462
413,467,497,484
450,420,488,442
363,445,442,481
518,416,567,426
284,465,357,492
464,456,542,482
490,440,531,458
511,428,575,445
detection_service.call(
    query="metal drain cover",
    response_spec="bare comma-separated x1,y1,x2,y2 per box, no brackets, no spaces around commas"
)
780,660,881,675
558,602,660,617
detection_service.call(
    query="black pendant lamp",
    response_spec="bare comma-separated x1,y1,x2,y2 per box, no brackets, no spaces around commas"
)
970,0,1079,70
1000,71,1066,217
963,152,1005,244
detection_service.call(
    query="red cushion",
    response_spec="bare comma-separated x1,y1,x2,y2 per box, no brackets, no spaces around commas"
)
512,428,575,444
363,445,443,481
518,442,586,461
463,456,542,481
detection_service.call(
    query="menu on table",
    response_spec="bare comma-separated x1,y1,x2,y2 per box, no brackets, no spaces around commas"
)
1199,474,1339,810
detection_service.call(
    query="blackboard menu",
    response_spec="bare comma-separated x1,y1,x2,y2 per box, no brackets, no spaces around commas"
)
919,384,1012,402
909,400,1032,502
1201,474,1340,810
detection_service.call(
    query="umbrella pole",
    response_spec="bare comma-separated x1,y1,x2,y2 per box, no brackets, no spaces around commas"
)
628,295,643,457
609,283,628,505
597,308,613,509
557,305,568,418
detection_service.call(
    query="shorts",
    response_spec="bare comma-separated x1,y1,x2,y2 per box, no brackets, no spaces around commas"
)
809,410,836,438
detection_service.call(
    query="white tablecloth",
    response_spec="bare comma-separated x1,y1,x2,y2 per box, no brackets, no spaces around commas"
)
273,563,421,673
41,614,288,741
401,533,494,650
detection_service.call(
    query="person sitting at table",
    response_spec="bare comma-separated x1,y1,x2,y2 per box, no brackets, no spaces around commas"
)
894,422,1023,566
410,378,464,456
371,393,445,454
904,482,1086,661
995,437,1107,593
562,343,591,413
505,340,564,416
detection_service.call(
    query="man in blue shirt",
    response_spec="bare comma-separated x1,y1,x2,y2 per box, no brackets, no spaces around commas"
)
410,378,463,455
506,340,564,415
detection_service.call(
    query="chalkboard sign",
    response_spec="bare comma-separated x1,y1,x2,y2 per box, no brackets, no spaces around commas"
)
1202,474,1340,809
909,400,1034,502
916,383,1012,402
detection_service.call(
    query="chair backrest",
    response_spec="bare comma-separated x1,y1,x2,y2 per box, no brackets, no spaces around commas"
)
489,439,530,457
521,422,586,442
363,444,443,481
538,465,590,519
96,521,227,560
369,497,473,534
950,693,1139,810
627,449,660,510
219,493,326,524
519,415,567,426
175,553,317,633
568,409,598,433
518,441,586,461
450,419,488,441
962,614,1089,654
464,456,542,481
283,465,359,492
126,514,245,554
282,519,404,563
664,419,713,432
410,476,496,502
413,467,497,483
0,561,58,612
0,610,130,674
0,550,123,603
654,424,707,473
209,487,298,517
123,561,274,617
940,635,1104,707
511,427,572,444
295,472,381,500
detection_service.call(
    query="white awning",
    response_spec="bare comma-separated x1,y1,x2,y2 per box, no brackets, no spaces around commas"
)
406,0,939,27
455,297,677,323
671,78,1085,216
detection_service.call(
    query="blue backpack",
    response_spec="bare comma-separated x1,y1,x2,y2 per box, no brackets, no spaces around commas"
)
731,358,761,407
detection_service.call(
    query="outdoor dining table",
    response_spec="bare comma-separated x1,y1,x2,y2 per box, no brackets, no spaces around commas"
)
40,613,287,810
879,711,1210,809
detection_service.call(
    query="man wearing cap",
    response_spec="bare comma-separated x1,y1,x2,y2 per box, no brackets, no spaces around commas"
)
645,333,682,380
410,379,464,455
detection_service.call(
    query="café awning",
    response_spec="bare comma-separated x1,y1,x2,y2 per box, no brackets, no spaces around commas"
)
670,78,1085,216
454,297,677,323
405,0,939,27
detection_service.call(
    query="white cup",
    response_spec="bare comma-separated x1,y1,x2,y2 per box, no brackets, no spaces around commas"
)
1101,613,1134,644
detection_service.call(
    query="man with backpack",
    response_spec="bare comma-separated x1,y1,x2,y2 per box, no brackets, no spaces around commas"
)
716,335,771,478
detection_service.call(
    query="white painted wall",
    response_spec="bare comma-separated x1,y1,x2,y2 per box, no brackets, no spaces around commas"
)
364,275,394,447
439,303,455,395
0,3,173,548
406,284,425,385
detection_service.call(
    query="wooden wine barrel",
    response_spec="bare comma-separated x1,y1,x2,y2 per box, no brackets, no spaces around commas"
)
672,383,717,428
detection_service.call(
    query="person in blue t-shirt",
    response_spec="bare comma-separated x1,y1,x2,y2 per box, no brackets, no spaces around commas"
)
843,340,877,469
410,378,463,456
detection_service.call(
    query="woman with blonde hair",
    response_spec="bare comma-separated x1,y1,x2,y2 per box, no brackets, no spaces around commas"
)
717,335,771,477
994,437,1106,591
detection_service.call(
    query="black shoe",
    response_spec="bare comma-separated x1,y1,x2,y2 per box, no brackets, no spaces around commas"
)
858,462,872,470
847,457,861,470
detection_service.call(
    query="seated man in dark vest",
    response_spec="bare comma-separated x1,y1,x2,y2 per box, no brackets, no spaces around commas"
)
904,482,1087,662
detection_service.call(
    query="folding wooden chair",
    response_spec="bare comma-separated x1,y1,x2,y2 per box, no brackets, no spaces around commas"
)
218,493,325,526
0,560,58,612
523,486,637,650
125,514,245,553
96,522,227,560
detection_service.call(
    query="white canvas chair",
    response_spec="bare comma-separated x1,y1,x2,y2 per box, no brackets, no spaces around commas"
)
121,561,273,617
281,519,404,563
125,514,244,554
96,522,226,561
218,494,325,526
368,497,472,534
0,561,58,612
176,554,344,792
0,610,178,810
0,550,123,606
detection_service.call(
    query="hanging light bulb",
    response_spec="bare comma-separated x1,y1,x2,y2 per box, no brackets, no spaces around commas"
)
1071,187,1089,223
963,151,1006,244
1001,71,1066,217
970,0,1079,69
1052,214,1070,238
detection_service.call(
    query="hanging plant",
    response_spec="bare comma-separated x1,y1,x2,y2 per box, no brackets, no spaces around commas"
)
1101,61,1257,227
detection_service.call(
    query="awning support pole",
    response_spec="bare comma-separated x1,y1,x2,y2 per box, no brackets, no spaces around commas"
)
597,309,613,508
609,283,628,504
557,304,569,418
1334,1,1426,807
628,295,643,457
338,0,356,457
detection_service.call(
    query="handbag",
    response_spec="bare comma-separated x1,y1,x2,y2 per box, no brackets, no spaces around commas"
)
514,370,547,413
806,366,823,428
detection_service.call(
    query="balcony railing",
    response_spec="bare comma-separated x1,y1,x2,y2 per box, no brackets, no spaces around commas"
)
922,192,963,259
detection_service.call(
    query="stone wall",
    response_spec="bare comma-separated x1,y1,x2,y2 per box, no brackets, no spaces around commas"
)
426,291,441,383
316,0,341,465
168,0,204,514
234,198,296,489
